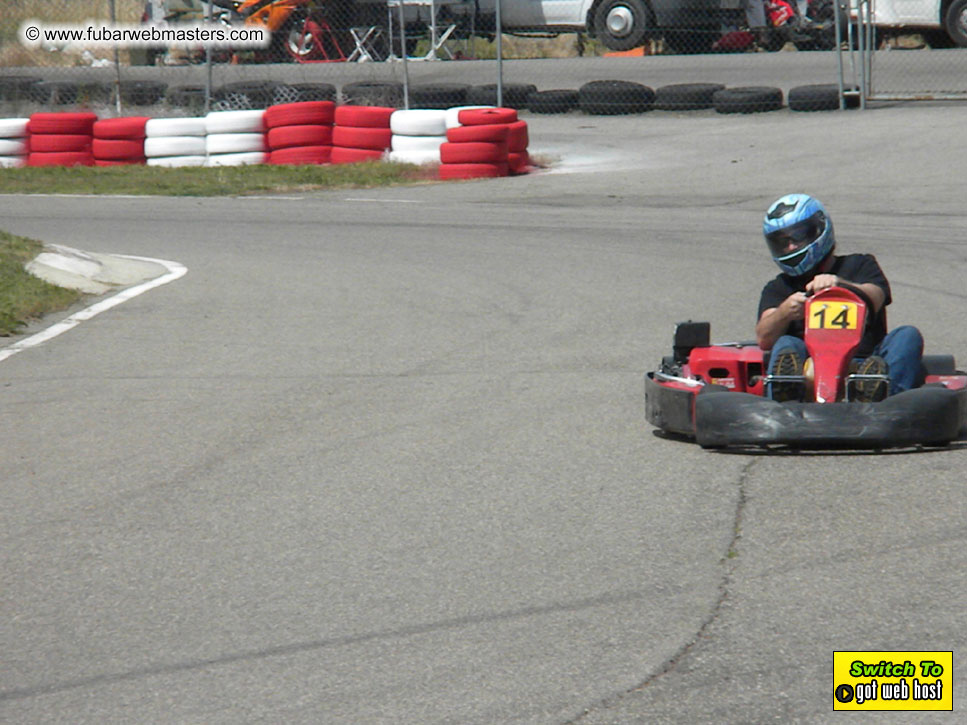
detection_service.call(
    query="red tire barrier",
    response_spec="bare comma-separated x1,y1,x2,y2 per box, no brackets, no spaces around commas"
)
264,101,335,129
92,138,145,161
27,151,94,167
94,158,146,166
507,120,529,153
446,124,510,144
28,112,98,135
331,146,384,164
508,151,530,175
439,141,508,164
29,134,92,153
456,107,518,126
93,116,150,140
333,105,395,129
438,162,508,180
332,125,393,151
267,145,333,165
267,124,334,150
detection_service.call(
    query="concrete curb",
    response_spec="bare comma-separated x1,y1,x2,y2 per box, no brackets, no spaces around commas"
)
26,243,168,294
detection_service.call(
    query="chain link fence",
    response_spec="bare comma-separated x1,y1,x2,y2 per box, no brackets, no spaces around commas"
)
2,0,961,118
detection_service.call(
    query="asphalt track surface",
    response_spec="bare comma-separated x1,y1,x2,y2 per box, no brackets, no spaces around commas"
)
1,100,965,724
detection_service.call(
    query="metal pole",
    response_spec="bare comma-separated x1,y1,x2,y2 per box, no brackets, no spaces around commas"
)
858,0,867,109
110,0,122,114
834,0,844,110
206,1,213,114
495,0,503,107
398,1,410,109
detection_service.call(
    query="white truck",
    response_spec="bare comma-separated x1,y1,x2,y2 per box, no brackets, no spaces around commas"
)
849,0,967,46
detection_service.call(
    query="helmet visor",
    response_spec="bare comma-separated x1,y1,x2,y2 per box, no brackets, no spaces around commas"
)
765,212,826,259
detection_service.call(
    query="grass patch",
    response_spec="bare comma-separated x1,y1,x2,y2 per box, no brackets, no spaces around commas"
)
0,229,81,336
0,161,435,196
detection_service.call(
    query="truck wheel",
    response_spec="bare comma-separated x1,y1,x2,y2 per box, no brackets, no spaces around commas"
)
945,0,967,46
593,0,651,51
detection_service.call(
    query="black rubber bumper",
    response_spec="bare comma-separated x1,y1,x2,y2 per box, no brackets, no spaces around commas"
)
693,386,966,449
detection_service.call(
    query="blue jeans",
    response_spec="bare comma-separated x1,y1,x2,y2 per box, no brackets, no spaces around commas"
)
767,325,924,398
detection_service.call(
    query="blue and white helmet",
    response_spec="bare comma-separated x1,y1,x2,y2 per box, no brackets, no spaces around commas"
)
763,193,835,277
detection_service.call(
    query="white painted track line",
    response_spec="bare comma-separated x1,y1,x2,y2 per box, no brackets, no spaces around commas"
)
0,255,187,363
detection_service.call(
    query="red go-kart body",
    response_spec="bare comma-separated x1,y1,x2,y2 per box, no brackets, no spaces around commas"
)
645,287,967,449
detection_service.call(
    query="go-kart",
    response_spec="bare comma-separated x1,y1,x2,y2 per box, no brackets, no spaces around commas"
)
645,286,967,449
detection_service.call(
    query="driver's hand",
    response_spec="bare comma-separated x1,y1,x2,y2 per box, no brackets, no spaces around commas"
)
806,274,839,294
781,291,808,320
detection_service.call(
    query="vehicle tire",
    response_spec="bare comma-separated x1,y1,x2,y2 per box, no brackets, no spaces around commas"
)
440,141,508,164
205,109,265,135
27,151,94,167
788,84,859,111
144,136,208,158
145,117,207,137
264,101,335,129
456,108,518,126
409,83,470,110
207,152,266,167
330,146,384,164
446,124,510,143
332,126,393,151
0,118,29,137
438,162,508,180
390,109,448,136
578,80,655,115
215,81,276,110
206,133,266,155
29,135,92,153
945,0,967,46
334,105,395,128
276,15,325,62
594,0,651,51
527,89,579,114
267,125,334,150
654,83,725,111
146,155,207,168
94,117,150,140
341,81,404,108
466,83,537,110
267,145,332,165
0,156,26,168
712,86,783,114
28,112,98,135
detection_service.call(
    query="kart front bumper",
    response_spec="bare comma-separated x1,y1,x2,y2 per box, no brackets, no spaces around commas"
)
646,373,967,449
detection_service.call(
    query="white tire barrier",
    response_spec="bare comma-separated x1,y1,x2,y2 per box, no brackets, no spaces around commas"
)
390,109,448,137
0,138,28,155
144,136,207,158
390,134,446,154
147,155,207,168
0,155,26,168
145,117,207,137
206,132,265,154
205,109,264,135
206,151,266,167
387,148,441,165
0,118,29,137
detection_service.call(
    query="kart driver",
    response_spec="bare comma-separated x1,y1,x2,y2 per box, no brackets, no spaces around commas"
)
755,193,924,402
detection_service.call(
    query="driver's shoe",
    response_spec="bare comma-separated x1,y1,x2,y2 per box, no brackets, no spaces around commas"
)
854,355,889,402
770,351,804,402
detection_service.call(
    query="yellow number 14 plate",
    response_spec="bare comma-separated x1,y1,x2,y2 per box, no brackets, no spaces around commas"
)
809,301,859,330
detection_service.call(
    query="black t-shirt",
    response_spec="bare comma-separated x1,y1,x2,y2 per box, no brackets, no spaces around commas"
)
758,254,892,356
